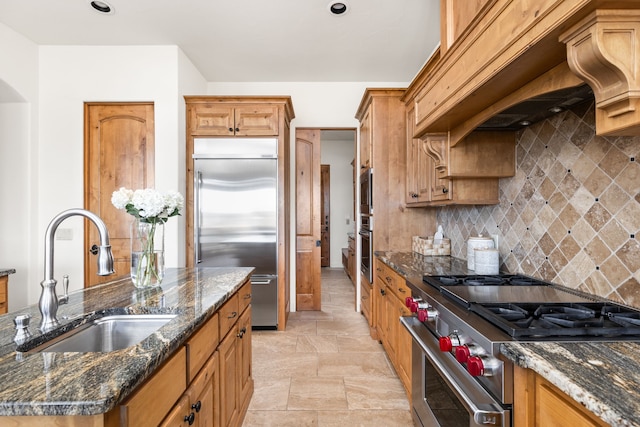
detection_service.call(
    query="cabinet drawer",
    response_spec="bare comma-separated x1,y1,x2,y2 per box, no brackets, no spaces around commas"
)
219,293,240,339
377,262,409,300
186,313,219,383
120,347,187,427
238,281,252,314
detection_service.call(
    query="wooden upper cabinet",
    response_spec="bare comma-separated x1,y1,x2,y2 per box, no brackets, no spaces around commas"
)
359,107,372,170
422,131,515,179
189,104,278,136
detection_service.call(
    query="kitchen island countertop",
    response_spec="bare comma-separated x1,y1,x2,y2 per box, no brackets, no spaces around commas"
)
375,250,640,427
0,267,252,416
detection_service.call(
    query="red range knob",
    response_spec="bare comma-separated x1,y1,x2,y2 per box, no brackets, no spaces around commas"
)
405,297,414,308
417,309,428,322
439,336,453,352
455,345,471,363
467,356,484,376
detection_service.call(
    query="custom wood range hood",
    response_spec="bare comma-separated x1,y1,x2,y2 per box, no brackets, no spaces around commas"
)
407,0,640,146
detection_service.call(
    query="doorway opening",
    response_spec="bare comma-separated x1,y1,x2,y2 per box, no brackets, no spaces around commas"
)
294,128,356,312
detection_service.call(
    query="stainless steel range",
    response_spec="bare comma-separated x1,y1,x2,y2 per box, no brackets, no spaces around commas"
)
401,274,640,427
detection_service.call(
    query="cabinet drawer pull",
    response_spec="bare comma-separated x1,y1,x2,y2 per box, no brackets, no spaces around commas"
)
398,287,406,293
244,293,252,300
185,412,195,425
191,400,202,413
228,311,238,319
228,127,234,132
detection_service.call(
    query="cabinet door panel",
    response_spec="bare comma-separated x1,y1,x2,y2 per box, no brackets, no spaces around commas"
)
238,308,253,411
219,328,239,427
234,105,279,136
186,313,219,383
159,395,191,427
121,348,187,427
190,105,235,135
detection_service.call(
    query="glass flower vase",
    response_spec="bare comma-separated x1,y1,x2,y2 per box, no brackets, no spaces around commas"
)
130,219,165,288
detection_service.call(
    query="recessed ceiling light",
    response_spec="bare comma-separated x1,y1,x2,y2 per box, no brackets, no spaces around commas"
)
89,0,114,14
328,2,348,16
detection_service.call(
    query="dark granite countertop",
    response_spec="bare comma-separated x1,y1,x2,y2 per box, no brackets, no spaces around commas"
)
0,269,16,278
375,251,640,427
0,267,252,417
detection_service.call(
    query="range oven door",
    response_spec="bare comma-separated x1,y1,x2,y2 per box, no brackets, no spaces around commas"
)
401,317,511,427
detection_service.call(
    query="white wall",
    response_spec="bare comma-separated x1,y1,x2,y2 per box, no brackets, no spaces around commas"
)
0,23,39,311
321,135,356,268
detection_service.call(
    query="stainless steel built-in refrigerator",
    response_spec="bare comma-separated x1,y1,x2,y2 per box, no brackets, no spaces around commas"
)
193,138,278,329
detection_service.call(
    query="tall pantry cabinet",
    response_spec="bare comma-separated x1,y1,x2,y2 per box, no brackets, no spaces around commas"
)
355,89,435,398
185,96,295,332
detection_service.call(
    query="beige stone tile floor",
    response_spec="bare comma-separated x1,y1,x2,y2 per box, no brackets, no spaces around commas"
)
243,268,414,427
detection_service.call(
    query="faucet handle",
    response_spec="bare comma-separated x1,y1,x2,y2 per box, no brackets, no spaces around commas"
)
14,314,32,344
58,275,69,305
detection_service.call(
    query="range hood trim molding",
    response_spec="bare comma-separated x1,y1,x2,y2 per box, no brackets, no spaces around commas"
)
410,2,640,146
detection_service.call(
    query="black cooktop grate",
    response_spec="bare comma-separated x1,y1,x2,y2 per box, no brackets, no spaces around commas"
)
422,274,547,290
471,302,640,338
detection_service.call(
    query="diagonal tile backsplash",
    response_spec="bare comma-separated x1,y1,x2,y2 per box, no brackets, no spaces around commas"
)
437,100,640,308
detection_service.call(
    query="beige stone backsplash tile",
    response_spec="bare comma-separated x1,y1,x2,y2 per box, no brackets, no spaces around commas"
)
599,256,630,287
616,201,640,234
599,146,628,179
600,220,629,253
599,183,628,216
616,161,640,196
583,167,611,196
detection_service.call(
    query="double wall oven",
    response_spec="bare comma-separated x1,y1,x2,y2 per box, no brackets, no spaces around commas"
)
359,168,373,283
401,274,640,427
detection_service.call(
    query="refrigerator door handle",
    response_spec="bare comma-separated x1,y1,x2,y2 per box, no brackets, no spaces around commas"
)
195,170,202,264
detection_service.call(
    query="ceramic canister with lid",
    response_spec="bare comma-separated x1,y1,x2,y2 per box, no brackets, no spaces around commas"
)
466,235,495,270
474,248,500,275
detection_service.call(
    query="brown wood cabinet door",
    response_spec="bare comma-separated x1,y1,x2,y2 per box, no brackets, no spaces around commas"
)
234,105,279,136
359,107,372,169
238,308,252,411
295,129,321,311
84,103,154,286
189,105,235,136
219,329,239,427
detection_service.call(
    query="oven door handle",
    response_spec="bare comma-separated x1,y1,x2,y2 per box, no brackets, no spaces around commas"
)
401,316,510,427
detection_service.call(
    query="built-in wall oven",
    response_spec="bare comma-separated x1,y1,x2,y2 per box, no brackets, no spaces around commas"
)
360,168,373,215
359,214,372,283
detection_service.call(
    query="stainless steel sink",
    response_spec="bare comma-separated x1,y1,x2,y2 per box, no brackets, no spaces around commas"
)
24,314,177,353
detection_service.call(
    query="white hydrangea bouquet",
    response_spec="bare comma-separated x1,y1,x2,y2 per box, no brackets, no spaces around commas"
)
111,187,184,288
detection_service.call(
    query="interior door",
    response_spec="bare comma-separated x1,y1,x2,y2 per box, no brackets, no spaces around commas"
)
295,128,321,311
84,103,155,286
320,164,330,267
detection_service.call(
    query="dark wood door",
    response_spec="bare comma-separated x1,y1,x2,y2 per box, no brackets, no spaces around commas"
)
84,103,155,286
320,164,330,267
295,128,321,311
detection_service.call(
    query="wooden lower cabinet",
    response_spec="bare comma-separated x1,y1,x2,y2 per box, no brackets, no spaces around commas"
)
513,365,608,427
219,297,253,427
360,276,372,327
0,276,8,314
373,261,412,398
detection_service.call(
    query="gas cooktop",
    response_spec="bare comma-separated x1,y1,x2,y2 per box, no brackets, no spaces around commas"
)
422,273,640,340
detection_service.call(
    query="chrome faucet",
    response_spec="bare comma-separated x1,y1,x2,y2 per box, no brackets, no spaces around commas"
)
39,209,115,332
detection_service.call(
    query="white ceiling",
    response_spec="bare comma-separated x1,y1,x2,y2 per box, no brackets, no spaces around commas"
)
0,0,441,83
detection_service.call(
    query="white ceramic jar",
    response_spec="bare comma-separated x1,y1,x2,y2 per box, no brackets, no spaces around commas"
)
467,235,495,270
474,248,499,274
